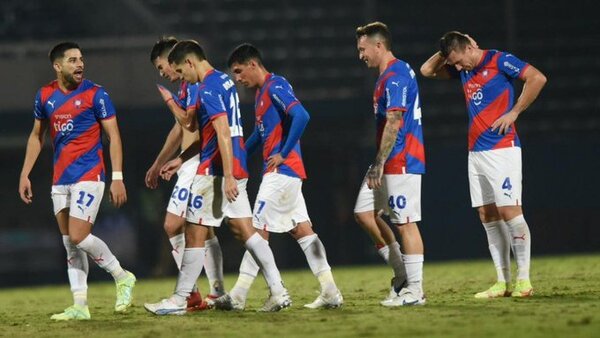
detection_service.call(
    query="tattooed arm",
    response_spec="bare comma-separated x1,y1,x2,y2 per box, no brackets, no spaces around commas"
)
367,109,404,190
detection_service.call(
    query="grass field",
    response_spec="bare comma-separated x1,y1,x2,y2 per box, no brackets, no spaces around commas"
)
1,254,599,338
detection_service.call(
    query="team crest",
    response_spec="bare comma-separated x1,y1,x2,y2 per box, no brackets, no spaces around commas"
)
74,99,82,108
482,70,488,77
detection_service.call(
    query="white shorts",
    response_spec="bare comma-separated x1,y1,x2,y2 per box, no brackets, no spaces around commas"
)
166,155,200,217
51,181,105,224
252,173,311,233
185,175,251,227
354,173,422,224
468,147,522,208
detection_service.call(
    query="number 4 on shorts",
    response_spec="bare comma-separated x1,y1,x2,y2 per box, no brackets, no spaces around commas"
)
502,177,512,190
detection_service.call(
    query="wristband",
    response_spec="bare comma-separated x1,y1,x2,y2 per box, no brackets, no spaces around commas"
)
165,97,174,104
112,171,123,180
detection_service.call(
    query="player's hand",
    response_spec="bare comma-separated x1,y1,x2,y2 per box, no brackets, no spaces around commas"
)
109,180,127,208
465,34,479,48
366,163,383,190
267,153,285,169
145,163,161,189
223,175,239,203
19,176,33,204
156,84,174,103
160,157,183,181
491,110,518,135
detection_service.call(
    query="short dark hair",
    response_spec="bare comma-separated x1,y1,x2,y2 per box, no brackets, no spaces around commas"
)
49,42,80,63
356,22,392,50
168,40,207,65
227,43,263,68
439,31,471,57
150,36,178,63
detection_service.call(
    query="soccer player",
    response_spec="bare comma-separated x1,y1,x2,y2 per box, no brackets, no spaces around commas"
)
145,37,224,310
144,40,291,315
420,31,547,298
211,43,343,311
354,22,427,306
18,42,136,320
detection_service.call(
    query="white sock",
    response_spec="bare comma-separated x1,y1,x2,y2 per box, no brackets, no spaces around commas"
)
403,254,424,291
506,215,531,281
62,236,88,306
230,250,259,301
169,233,185,269
244,233,285,296
297,234,337,294
173,247,206,304
377,245,390,264
388,241,407,283
204,237,225,296
482,220,511,283
76,234,127,281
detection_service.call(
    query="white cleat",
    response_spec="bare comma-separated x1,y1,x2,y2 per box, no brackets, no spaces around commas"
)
304,290,344,309
258,291,292,312
381,287,426,307
144,298,186,316
213,293,246,311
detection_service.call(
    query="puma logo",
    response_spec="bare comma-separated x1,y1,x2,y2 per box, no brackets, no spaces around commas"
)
47,100,56,108
513,234,526,241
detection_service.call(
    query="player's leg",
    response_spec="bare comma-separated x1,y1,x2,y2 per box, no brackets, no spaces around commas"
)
381,174,425,307
491,147,532,297
50,187,91,321
204,226,225,301
67,181,135,312
470,151,512,298
354,173,407,290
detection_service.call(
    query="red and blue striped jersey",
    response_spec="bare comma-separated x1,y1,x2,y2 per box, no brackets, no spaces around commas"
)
452,50,529,151
188,69,248,179
254,73,307,179
177,81,200,109
373,59,425,174
33,79,116,185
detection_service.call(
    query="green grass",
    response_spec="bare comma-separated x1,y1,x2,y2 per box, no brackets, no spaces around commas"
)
1,254,599,338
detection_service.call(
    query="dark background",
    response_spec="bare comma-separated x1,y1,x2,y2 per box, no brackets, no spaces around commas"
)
1,0,598,286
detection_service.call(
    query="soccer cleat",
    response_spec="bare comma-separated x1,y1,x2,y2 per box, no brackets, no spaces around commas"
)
258,291,292,312
115,270,136,312
304,290,344,309
381,287,426,307
144,298,186,316
380,276,407,304
511,279,534,298
204,293,223,309
186,291,209,312
474,281,511,299
213,293,246,311
50,304,91,321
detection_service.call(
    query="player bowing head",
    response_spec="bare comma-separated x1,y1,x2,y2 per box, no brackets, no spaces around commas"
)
150,36,180,82
439,31,480,71
168,40,207,84
227,43,265,88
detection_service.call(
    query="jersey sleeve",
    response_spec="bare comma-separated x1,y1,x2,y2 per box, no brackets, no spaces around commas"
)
268,80,300,114
33,90,45,119
497,52,529,79
201,87,227,120
385,74,410,112
93,87,117,120
185,83,200,111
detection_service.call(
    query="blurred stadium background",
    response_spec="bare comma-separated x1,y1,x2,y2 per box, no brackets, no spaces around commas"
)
0,0,598,287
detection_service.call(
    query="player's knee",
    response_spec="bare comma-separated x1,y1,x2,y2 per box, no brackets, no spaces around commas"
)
68,233,86,245
289,221,314,239
497,206,523,222
354,212,370,226
477,206,501,223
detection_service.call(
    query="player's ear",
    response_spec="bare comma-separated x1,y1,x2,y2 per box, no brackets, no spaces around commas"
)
52,61,61,73
185,58,193,68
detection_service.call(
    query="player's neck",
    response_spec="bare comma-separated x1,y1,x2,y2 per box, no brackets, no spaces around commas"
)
379,52,396,74
256,68,270,88
57,76,78,92
197,60,214,82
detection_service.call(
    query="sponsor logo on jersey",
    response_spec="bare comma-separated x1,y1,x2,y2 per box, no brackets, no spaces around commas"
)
503,61,520,73
99,98,108,117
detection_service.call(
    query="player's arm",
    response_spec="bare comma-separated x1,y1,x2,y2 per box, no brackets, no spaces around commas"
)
367,109,404,190
420,51,452,79
212,115,239,202
245,125,263,156
267,104,310,168
145,121,182,189
491,65,547,134
100,117,127,208
159,139,200,182
19,118,48,204
157,84,197,131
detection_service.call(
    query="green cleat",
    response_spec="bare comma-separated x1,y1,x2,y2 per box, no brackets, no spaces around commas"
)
511,279,534,298
115,271,136,312
50,305,91,321
474,281,511,299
